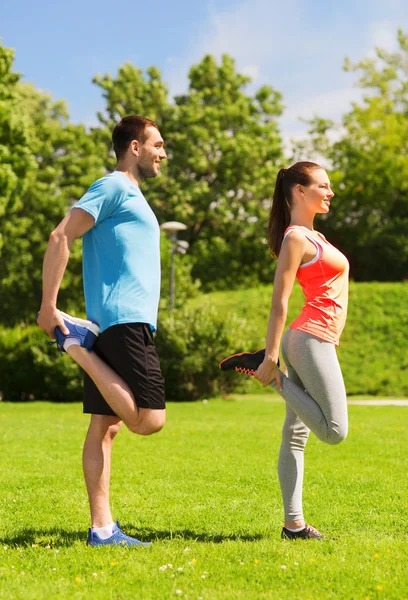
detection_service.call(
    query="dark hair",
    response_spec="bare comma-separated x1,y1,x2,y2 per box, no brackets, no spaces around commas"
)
267,161,323,257
112,115,159,160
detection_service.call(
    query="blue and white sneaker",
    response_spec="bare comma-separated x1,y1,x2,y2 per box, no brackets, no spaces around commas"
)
86,521,151,547
53,311,100,353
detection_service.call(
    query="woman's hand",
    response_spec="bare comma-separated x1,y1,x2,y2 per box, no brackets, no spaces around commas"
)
255,356,282,391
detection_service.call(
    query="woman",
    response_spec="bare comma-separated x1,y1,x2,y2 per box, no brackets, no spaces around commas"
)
220,161,349,540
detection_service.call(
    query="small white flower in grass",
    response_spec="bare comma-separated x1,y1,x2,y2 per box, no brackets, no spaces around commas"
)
168,563,173,568
175,590,183,596
280,565,287,570
183,547,190,553
202,399,208,404
177,567,183,572
294,562,299,566
159,565,167,571
92,573,98,577
201,574,206,579
52,568,57,571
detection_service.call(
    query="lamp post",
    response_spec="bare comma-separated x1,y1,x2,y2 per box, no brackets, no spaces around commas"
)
160,221,188,311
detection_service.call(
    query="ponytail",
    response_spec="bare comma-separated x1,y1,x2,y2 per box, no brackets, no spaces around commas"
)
267,168,290,258
267,161,322,258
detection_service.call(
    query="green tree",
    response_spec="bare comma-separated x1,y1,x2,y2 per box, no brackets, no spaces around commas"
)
93,54,285,290
0,42,106,325
169,54,284,290
293,29,408,281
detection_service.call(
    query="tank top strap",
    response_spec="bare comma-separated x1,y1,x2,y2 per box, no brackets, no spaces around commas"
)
283,226,323,268
283,226,323,251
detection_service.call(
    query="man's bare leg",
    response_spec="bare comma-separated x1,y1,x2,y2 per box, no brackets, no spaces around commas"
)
67,345,166,434
83,414,122,528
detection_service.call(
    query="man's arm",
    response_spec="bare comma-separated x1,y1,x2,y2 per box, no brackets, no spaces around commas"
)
37,208,95,338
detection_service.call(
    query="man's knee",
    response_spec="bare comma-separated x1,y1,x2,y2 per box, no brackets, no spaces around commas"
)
128,410,166,436
90,414,122,440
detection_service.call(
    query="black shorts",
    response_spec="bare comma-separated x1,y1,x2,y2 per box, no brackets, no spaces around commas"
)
83,323,165,416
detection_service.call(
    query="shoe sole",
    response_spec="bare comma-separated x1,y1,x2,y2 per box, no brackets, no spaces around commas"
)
59,311,100,336
218,349,265,371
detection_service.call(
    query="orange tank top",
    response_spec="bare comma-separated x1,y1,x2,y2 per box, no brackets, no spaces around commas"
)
284,226,349,346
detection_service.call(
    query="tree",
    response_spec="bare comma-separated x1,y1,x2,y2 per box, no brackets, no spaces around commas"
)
0,42,106,325
93,54,285,290
292,29,408,281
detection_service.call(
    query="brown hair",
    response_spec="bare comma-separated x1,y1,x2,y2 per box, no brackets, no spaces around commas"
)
267,161,323,257
112,115,159,160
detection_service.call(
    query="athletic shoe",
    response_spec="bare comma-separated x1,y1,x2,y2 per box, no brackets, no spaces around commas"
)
86,521,151,547
41,310,100,353
281,525,324,540
219,349,279,376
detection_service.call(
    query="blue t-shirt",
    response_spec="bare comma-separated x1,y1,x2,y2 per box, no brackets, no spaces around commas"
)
73,171,161,333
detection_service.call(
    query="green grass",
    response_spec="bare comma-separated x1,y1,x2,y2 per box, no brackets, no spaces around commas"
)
192,282,408,397
1,400,407,599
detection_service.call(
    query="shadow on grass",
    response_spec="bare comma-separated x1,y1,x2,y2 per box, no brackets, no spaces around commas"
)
0,525,263,548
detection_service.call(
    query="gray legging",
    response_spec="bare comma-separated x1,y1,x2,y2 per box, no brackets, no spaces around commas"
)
270,328,348,522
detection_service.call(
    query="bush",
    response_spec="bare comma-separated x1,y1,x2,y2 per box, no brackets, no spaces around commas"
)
0,305,260,402
193,281,408,398
156,304,260,401
0,324,82,402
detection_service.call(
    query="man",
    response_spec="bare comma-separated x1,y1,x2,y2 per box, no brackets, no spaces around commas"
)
37,115,167,546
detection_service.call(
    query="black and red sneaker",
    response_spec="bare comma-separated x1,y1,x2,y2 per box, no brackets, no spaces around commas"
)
219,349,279,376
281,525,324,540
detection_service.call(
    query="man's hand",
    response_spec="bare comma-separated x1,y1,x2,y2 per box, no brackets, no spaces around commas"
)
37,307,69,340
255,356,282,391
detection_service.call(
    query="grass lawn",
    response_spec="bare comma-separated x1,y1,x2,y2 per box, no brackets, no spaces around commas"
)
1,399,407,600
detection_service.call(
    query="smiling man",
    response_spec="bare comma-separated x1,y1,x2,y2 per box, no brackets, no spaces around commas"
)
37,115,167,546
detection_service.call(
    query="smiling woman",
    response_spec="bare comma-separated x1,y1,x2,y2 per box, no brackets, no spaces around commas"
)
220,161,351,540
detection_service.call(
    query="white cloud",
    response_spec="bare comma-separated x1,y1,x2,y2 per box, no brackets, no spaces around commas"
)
367,20,401,56
240,64,260,81
165,0,304,98
280,87,364,134
164,0,408,139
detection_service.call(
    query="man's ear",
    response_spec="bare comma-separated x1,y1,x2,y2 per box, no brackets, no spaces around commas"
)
130,139,140,156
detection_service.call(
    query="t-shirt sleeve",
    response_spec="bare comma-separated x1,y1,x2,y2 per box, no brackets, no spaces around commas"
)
73,176,127,225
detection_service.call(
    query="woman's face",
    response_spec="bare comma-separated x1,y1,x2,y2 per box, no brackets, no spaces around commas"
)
301,169,334,214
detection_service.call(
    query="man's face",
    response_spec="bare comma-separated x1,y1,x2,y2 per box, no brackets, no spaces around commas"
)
137,126,167,179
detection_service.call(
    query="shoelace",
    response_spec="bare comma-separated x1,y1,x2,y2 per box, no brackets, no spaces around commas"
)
48,340,63,354
234,367,256,375
305,525,321,536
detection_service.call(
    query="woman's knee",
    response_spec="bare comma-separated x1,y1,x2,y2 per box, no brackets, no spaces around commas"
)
326,426,348,445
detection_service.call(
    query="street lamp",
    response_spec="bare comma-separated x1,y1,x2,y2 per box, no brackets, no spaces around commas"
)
160,221,189,311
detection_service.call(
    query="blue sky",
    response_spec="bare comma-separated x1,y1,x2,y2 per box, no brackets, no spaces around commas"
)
2,0,408,145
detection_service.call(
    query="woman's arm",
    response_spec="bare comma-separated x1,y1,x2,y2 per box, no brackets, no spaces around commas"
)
255,231,306,389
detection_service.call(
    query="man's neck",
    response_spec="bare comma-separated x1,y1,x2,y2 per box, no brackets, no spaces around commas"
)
115,164,142,187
